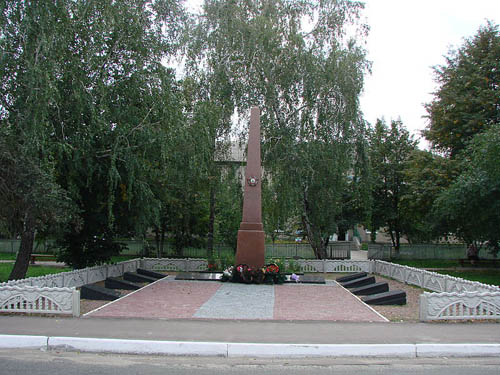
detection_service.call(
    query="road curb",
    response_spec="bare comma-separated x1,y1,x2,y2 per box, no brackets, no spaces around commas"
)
0,334,48,349
226,343,416,358
416,343,500,357
49,337,228,356
1,335,500,358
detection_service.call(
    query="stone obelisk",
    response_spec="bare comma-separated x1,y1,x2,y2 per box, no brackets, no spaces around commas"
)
235,106,265,269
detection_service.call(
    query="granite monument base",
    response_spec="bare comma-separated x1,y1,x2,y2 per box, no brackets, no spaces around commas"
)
235,227,265,269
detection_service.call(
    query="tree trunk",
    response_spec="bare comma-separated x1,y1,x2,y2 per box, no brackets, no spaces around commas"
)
8,215,35,281
160,228,165,258
301,190,327,259
207,183,216,258
154,228,161,258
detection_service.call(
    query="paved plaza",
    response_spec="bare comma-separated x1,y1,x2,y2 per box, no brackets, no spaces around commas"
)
84,277,387,322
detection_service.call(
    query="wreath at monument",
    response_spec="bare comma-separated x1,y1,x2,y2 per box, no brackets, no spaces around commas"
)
221,263,287,284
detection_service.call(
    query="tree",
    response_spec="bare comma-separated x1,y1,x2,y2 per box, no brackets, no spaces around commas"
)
187,0,370,259
0,136,76,280
0,0,186,272
424,22,500,157
433,124,500,256
400,150,457,243
369,119,418,251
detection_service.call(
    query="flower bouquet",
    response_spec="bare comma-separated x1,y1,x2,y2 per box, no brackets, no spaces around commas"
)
221,263,285,284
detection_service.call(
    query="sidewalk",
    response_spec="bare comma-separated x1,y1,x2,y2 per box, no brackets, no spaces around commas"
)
1,315,500,357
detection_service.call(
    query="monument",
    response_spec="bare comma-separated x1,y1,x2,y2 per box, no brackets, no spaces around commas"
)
235,106,265,269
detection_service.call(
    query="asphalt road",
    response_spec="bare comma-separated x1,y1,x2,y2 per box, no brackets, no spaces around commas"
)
2,349,500,375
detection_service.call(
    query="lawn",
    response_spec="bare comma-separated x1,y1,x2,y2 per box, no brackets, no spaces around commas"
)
392,259,461,268
435,270,500,287
391,259,500,287
0,263,71,283
0,252,16,261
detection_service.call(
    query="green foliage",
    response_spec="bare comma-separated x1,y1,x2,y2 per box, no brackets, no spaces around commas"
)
0,0,187,274
57,231,126,269
424,22,500,157
368,119,418,250
188,0,370,259
400,150,457,243
432,125,500,255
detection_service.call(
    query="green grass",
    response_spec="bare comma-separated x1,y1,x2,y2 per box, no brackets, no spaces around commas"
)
391,259,461,268
0,263,71,283
0,252,17,260
110,254,142,263
436,270,500,287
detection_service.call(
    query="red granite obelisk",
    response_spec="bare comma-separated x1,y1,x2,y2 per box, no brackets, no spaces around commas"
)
235,106,265,269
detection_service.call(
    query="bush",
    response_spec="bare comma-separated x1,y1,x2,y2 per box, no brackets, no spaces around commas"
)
57,231,125,269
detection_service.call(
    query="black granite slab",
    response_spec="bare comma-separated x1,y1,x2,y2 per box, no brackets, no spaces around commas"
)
296,274,326,284
137,268,166,279
340,276,376,289
81,284,121,301
362,290,407,305
351,282,389,296
123,272,158,283
336,272,367,283
175,272,223,281
105,277,141,290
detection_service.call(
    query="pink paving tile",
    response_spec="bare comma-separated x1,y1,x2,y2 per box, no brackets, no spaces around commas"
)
273,284,387,322
86,280,221,319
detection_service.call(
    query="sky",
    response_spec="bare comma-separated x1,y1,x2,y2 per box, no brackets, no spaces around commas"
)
360,0,500,147
185,0,500,148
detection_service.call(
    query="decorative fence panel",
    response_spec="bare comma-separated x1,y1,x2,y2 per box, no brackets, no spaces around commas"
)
0,286,80,316
374,261,500,294
0,260,140,317
323,260,374,273
374,260,500,321
420,291,500,321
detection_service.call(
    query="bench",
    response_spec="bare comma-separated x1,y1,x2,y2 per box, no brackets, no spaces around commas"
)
30,254,56,264
458,258,499,267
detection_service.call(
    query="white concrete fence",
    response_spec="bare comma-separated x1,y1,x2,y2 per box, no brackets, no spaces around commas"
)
1,258,499,321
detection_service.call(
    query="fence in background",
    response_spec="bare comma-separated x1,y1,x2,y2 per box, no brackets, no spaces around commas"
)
366,243,493,260
1,239,352,260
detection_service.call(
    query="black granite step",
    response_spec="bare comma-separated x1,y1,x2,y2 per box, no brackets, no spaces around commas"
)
340,276,376,289
362,290,407,305
336,272,367,283
298,274,325,284
105,277,141,290
137,268,166,279
351,282,389,296
123,272,158,283
81,284,121,301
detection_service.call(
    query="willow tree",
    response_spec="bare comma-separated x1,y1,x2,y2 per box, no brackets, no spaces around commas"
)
0,0,186,273
187,0,370,258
